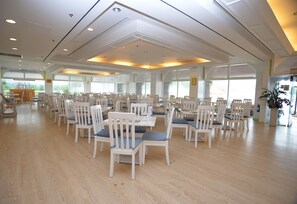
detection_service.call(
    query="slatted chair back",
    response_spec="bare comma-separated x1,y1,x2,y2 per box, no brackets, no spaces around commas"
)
181,100,196,111
194,105,215,132
130,103,147,116
90,105,104,134
96,98,108,109
108,112,136,150
73,102,92,127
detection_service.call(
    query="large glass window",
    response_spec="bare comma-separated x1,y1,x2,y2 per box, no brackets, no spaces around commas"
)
164,80,189,98
53,81,69,94
229,79,256,103
69,81,84,94
117,83,126,93
91,82,114,93
209,80,228,101
1,79,45,95
136,82,150,97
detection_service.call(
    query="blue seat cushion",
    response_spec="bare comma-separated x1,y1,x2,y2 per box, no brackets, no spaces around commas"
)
153,111,166,115
188,121,196,128
142,131,167,141
183,116,195,121
111,137,142,150
135,126,146,133
95,128,110,138
172,119,188,124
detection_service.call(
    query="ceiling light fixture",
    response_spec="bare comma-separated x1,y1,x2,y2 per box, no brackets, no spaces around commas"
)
6,19,16,24
9,37,17,41
87,27,94,31
12,47,18,50
113,7,121,13
63,48,68,52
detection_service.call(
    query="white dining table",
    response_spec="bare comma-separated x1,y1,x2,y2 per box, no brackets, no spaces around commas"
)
103,115,156,128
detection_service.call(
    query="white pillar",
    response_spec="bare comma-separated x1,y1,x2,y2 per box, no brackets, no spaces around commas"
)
44,71,53,94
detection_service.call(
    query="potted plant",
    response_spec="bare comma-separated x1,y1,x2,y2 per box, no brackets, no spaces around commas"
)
259,84,290,126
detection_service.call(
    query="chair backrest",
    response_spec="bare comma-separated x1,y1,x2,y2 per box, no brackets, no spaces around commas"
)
73,102,91,126
194,105,215,132
64,99,74,118
90,105,104,134
130,103,148,116
52,96,60,110
230,103,244,122
243,102,252,117
216,104,227,123
166,106,175,138
96,98,108,109
182,100,196,111
243,98,252,103
57,97,66,115
115,100,122,112
108,112,136,150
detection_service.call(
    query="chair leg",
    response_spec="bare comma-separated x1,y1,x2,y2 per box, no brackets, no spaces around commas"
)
142,144,146,165
188,128,192,142
165,143,170,165
58,116,61,127
66,122,69,135
109,152,114,177
185,126,188,141
88,128,91,143
75,127,79,143
208,133,211,148
132,154,135,179
195,131,198,148
138,146,142,166
93,138,97,158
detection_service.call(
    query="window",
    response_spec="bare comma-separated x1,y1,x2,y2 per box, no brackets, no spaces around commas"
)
91,82,114,93
1,79,45,95
136,82,150,97
229,79,256,104
164,80,189,98
117,83,126,93
53,81,69,94
209,80,228,101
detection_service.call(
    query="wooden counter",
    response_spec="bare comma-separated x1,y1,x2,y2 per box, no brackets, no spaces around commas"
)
9,89,35,102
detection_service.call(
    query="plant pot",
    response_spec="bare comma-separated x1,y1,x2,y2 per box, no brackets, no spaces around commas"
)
269,108,278,127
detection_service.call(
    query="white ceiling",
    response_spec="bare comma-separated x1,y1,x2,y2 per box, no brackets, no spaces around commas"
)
0,0,296,75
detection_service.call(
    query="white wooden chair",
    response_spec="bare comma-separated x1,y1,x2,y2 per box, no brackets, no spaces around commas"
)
224,102,244,136
243,101,252,131
130,103,148,133
64,99,75,136
90,105,110,158
170,108,189,141
212,104,227,140
57,97,67,127
142,106,175,165
108,112,142,179
188,105,215,148
73,102,93,143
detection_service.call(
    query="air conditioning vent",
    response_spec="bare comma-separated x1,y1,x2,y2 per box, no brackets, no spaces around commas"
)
0,52,22,58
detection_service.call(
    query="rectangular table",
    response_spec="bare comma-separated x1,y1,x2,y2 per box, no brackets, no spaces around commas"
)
103,115,156,128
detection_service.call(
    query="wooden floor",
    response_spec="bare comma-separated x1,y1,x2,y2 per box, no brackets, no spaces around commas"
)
1,104,297,204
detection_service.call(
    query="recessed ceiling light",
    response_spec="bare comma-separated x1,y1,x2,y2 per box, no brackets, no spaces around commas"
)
63,48,68,52
6,19,16,24
87,27,93,31
47,63,50,65
113,7,121,13
9,37,17,41
12,47,18,50
18,60,22,62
